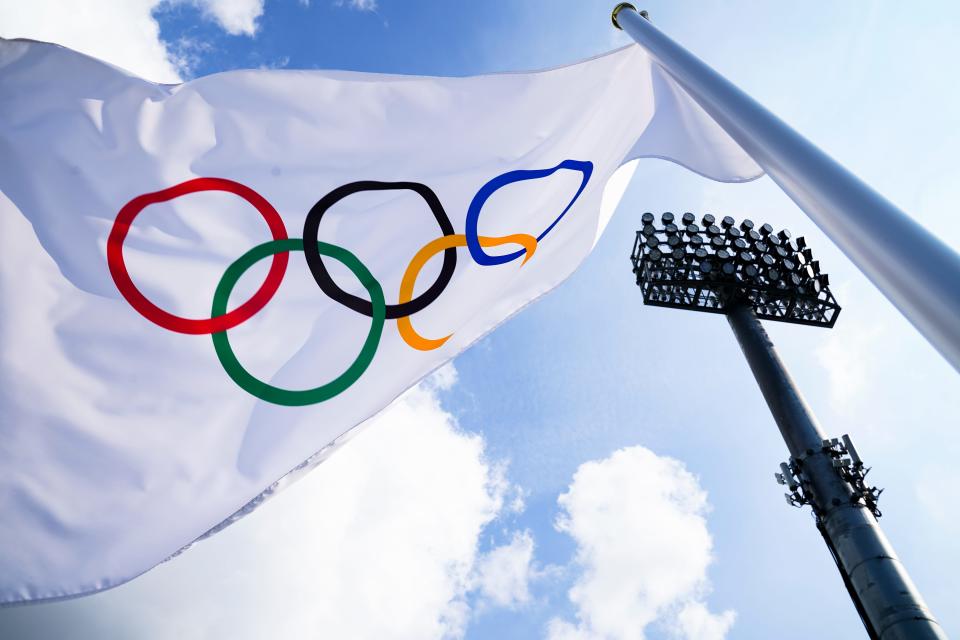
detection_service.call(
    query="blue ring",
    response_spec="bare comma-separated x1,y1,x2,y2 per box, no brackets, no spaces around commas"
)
465,159,594,266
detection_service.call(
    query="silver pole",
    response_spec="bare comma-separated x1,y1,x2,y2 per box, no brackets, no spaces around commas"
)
612,4,960,372
726,303,946,639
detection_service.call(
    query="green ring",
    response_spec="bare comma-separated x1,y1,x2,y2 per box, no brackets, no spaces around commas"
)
211,238,385,406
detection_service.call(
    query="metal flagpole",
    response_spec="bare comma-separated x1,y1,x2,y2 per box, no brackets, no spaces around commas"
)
611,3,960,373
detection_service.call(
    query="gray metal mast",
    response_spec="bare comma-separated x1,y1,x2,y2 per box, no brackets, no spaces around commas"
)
630,211,946,639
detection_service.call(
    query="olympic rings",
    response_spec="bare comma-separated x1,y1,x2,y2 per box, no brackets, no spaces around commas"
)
465,159,592,266
397,234,537,351
211,238,385,406
107,177,289,335
303,181,457,320
110,160,593,406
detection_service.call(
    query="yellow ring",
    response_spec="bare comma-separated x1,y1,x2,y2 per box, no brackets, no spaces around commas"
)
398,233,537,351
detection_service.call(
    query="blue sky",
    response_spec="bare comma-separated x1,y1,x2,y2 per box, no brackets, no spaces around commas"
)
2,1,959,638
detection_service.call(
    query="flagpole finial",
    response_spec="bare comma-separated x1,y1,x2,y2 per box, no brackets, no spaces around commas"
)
611,3,647,30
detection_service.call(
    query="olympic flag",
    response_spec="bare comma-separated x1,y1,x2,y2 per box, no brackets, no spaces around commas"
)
0,37,760,604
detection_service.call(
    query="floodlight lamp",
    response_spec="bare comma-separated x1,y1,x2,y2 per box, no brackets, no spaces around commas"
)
631,211,840,327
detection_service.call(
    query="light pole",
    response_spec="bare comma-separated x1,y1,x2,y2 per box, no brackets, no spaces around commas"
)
630,212,946,639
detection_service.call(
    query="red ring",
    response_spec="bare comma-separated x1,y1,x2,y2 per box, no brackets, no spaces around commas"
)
107,177,289,335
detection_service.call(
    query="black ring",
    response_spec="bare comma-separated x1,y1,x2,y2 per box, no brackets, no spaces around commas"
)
303,181,457,320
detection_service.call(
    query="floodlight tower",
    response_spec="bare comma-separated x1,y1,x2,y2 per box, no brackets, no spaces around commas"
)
631,212,947,639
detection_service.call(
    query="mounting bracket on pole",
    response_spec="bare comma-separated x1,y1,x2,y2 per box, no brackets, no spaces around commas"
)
776,434,883,517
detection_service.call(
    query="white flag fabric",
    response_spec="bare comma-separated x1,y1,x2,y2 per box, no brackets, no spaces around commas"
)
0,37,760,604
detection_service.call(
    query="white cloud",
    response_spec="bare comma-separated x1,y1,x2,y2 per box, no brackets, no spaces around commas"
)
473,530,535,609
165,35,214,78
183,0,265,36
0,0,183,82
337,0,379,11
179,371,509,639
547,446,735,640
426,361,459,392
0,0,264,84
508,486,528,513
672,602,736,640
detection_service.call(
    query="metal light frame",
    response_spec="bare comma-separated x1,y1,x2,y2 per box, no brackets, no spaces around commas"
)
630,211,840,327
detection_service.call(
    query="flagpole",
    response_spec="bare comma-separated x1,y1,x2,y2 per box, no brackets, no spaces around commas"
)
611,3,960,373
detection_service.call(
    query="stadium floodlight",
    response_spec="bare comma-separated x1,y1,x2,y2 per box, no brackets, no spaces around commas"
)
629,212,945,640
630,213,841,327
